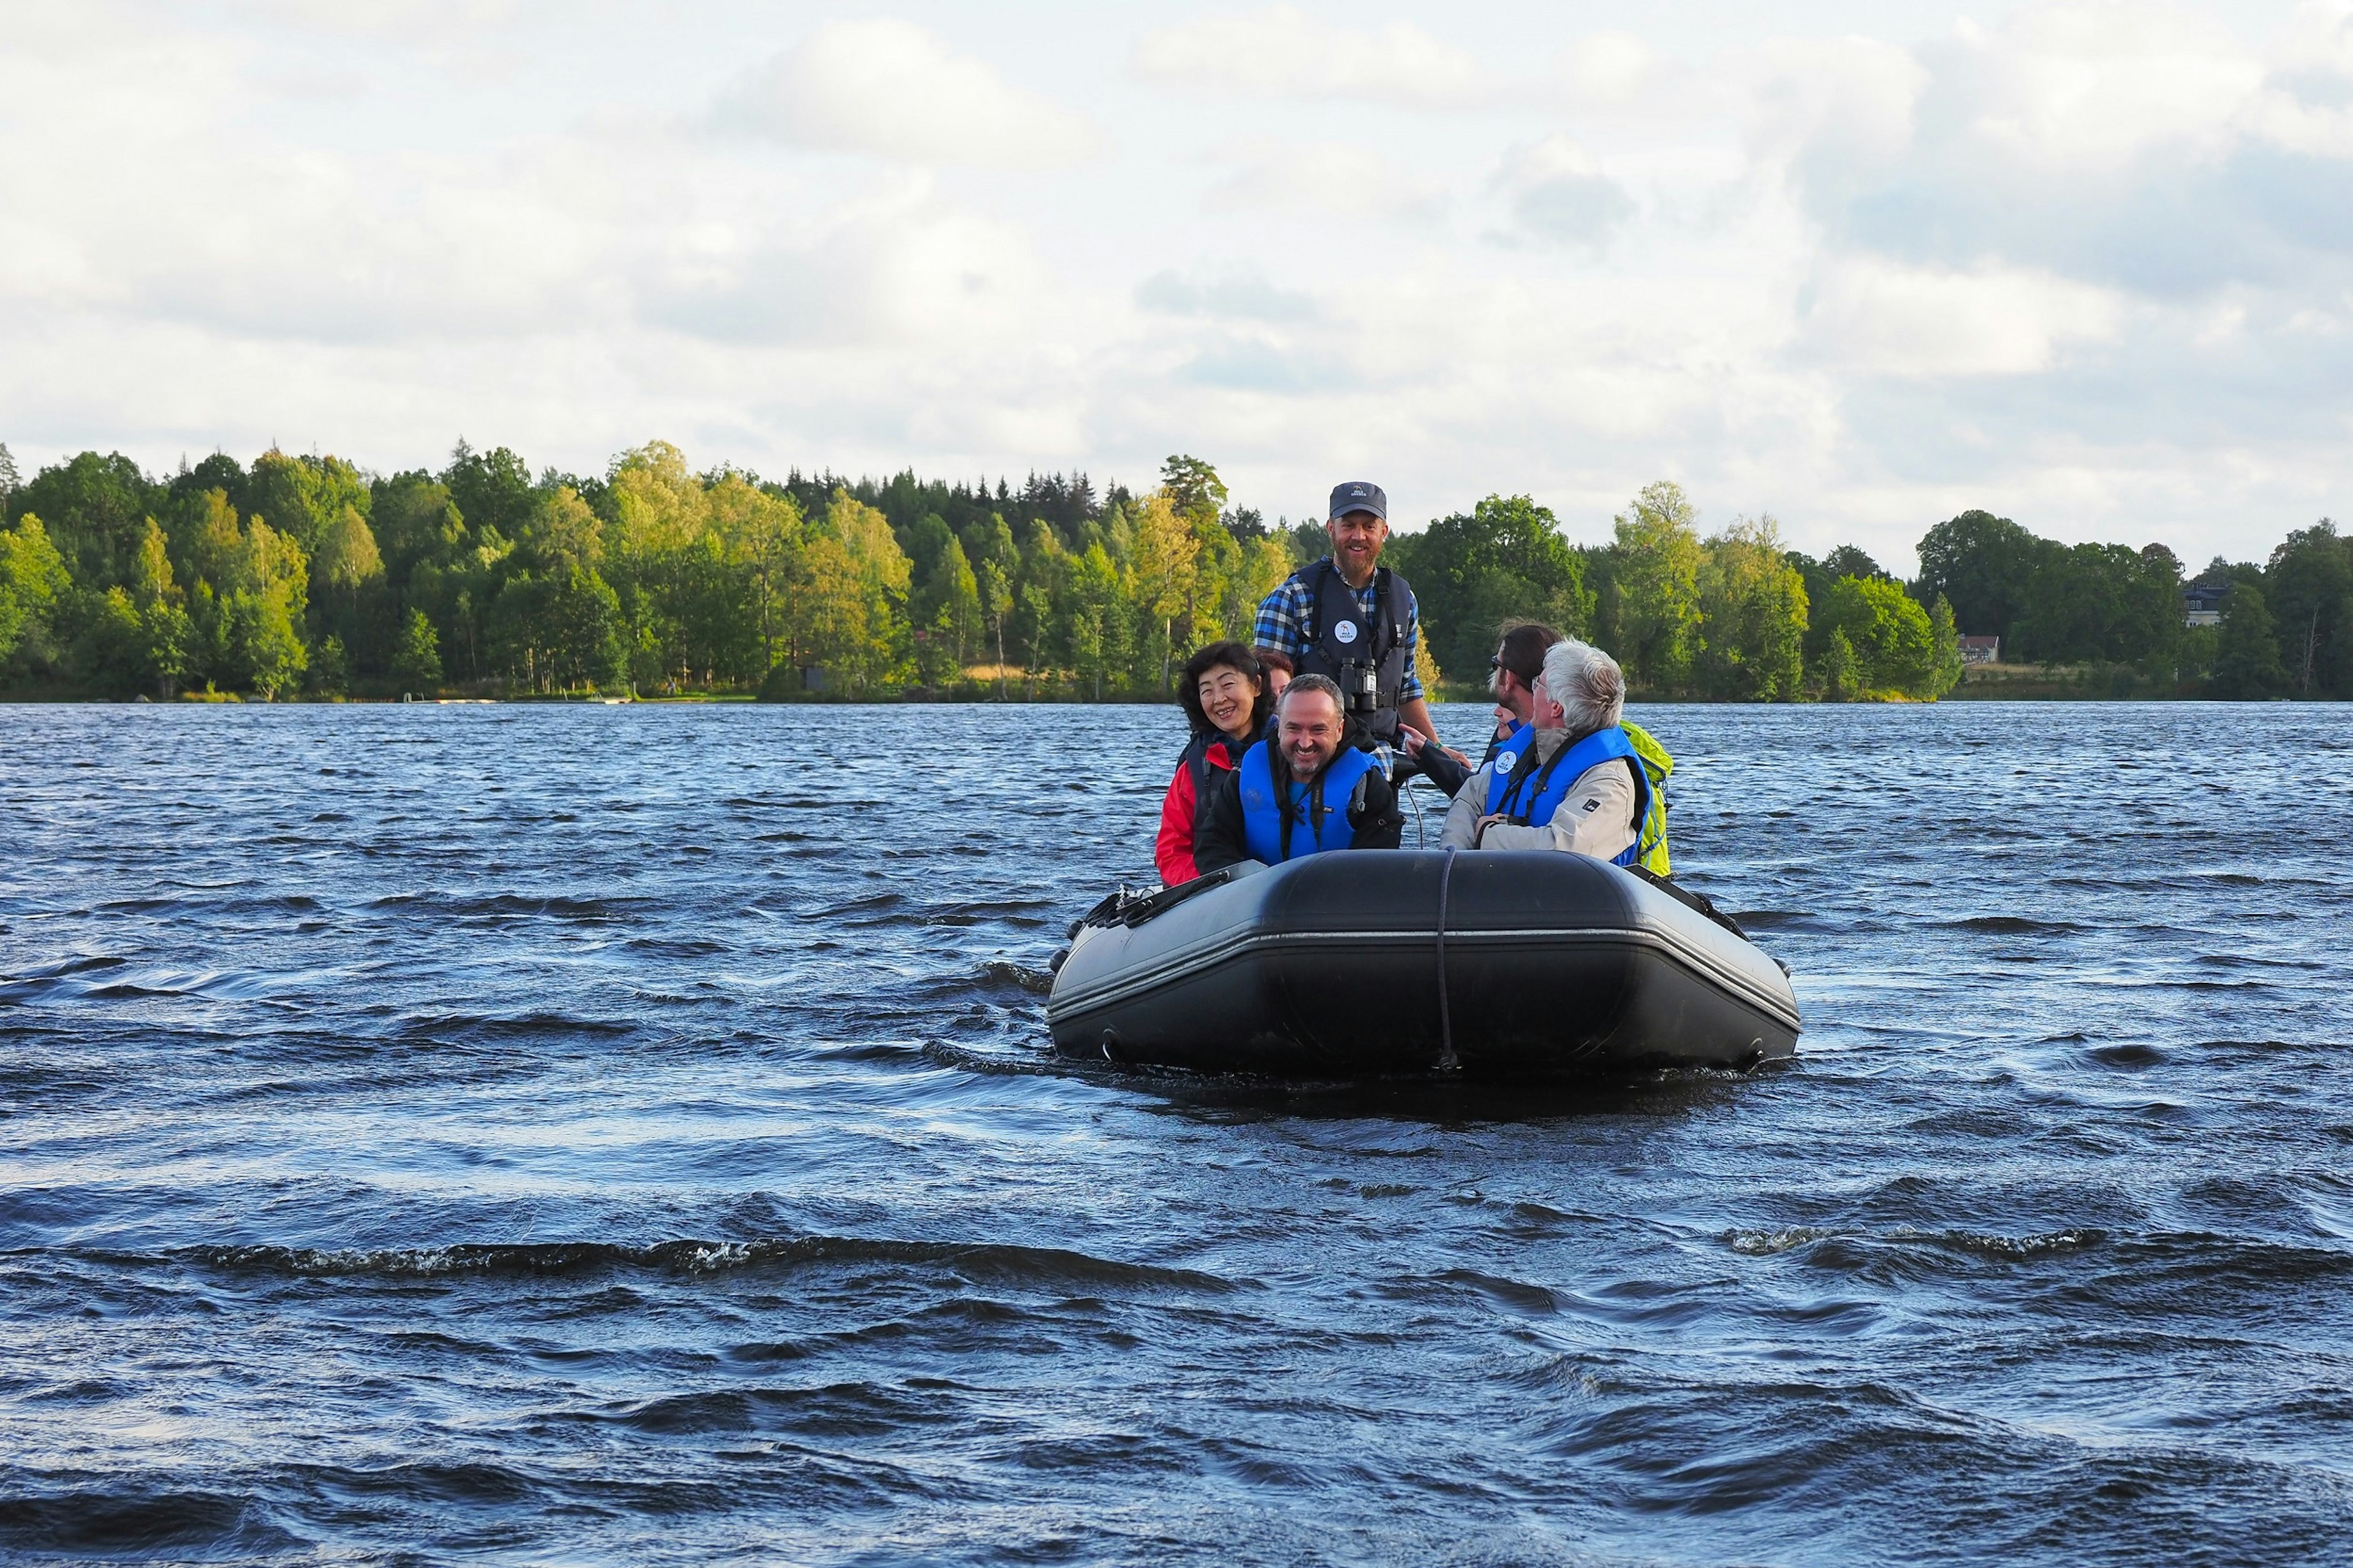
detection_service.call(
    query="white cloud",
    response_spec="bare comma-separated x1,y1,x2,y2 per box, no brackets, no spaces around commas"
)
643,179,1055,349
1132,6,1482,107
1748,35,1927,169
1935,6,2262,173
1203,142,1448,221
719,19,1099,168
1554,31,1683,111
1487,137,1634,248
1765,5,2353,301
1135,271,1318,323
1799,259,2125,376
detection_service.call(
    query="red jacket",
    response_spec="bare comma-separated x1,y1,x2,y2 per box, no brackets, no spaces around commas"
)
1154,733,1246,885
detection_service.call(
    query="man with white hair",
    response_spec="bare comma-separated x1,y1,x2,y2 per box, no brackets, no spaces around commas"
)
1439,639,1662,866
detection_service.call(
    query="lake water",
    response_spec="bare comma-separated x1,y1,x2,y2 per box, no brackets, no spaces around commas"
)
2,701,2349,1566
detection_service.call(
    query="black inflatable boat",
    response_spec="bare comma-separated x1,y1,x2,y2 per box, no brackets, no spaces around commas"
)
1047,851,1798,1078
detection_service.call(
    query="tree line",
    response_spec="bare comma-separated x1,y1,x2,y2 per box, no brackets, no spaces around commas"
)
1912,509,2350,700
0,438,2338,703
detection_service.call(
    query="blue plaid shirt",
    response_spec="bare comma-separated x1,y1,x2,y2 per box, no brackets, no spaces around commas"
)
1251,561,1423,703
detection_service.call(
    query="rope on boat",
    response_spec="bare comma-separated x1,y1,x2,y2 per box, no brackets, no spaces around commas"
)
1435,847,1459,1072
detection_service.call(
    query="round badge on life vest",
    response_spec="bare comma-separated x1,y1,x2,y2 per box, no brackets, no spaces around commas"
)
1333,619,1359,645
1497,751,1519,772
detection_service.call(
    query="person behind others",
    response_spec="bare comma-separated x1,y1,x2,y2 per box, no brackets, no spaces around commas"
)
1256,648,1294,706
1396,620,1566,801
1154,642,1274,887
1195,675,1403,873
1250,482,1447,758
1480,621,1566,767
1441,639,1664,868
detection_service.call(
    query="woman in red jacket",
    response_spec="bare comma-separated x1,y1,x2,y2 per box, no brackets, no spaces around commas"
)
1154,642,1276,886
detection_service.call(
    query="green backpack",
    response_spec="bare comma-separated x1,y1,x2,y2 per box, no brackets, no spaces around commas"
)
1620,721,1674,876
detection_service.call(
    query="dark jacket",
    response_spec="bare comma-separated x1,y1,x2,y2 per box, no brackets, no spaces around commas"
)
1154,730,1248,885
1411,742,1473,799
1194,720,1404,873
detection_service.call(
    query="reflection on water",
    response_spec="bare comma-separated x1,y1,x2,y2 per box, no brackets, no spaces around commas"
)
1,701,2348,1564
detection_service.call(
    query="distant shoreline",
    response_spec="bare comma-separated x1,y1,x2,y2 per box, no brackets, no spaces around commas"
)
1,673,2327,707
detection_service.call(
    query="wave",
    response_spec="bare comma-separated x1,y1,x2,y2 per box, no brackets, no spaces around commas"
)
0,960,333,1006
366,892,642,922
1725,1225,2107,1260
0,955,126,1004
175,1236,1248,1293
392,1011,638,1040
0,1490,306,1556
974,960,1055,995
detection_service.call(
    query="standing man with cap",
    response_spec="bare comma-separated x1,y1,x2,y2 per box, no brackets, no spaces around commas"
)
1251,482,1450,764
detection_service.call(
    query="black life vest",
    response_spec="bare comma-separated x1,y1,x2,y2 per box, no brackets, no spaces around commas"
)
1290,559,1416,744
1180,730,1241,845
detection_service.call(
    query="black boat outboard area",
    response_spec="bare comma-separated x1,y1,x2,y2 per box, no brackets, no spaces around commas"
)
1048,851,1799,1078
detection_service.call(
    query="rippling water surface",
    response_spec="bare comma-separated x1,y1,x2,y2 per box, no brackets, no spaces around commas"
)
3,701,2349,1566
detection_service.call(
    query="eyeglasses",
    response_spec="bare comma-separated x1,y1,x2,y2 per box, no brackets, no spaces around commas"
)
1487,656,1503,670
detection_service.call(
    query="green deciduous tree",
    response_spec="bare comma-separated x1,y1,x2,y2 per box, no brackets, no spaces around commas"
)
1694,517,1808,701
0,514,71,667
1915,510,2050,644
2012,542,2180,669
181,490,311,697
1600,481,1703,691
1127,492,1199,691
1925,594,1965,699
1817,575,1937,697
488,564,625,691
1390,494,1594,682
707,475,804,680
442,442,537,543
971,513,1019,699
792,490,912,694
314,506,385,604
248,448,369,558
392,606,444,691
129,520,194,695
11,452,154,589
1822,628,1858,702
2211,582,2288,699
2262,520,2351,697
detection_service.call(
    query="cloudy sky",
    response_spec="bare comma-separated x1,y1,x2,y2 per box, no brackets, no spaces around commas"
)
4,1,2349,569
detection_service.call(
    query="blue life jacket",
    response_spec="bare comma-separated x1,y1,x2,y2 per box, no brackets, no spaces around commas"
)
1485,722,1533,781
1239,741,1382,864
1483,724,1651,868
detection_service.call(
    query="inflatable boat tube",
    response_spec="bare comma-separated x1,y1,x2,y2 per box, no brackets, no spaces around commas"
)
1048,850,1798,1078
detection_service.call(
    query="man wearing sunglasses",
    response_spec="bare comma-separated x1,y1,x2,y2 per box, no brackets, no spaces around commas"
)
1480,621,1565,768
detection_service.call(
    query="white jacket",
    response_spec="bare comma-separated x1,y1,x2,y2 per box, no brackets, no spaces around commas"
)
1439,726,1640,860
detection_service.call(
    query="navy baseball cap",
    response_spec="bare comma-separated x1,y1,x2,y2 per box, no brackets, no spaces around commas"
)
1328,481,1387,521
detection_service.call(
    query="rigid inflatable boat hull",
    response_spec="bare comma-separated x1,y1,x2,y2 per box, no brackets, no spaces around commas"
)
1047,851,1798,1078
